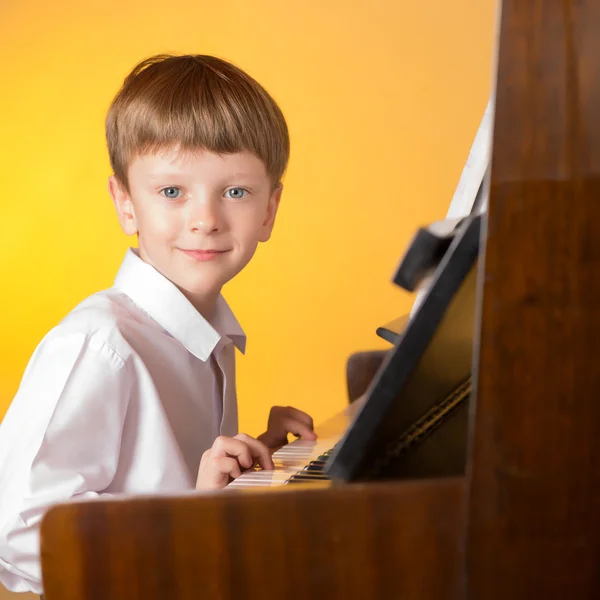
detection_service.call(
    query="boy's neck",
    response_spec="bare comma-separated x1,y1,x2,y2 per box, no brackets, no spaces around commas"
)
180,288,221,322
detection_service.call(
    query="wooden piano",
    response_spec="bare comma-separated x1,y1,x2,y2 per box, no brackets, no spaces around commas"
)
39,1,600,598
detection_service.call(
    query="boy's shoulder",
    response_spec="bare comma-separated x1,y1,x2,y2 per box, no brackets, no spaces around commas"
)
43,288,149,362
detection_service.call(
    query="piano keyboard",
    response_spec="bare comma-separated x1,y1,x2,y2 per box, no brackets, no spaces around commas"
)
227,397,365,489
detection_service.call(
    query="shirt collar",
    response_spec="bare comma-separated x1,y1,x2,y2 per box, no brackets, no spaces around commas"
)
113,248,246,361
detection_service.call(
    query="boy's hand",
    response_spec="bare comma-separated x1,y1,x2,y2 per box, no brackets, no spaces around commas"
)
196,433,274,490
258,405,317,449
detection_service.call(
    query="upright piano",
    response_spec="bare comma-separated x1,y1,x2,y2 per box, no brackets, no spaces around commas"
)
39,1,600,598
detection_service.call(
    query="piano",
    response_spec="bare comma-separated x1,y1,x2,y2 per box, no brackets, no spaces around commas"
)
39,2,600,599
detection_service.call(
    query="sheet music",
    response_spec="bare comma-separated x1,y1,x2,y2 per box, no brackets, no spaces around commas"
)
445,99,493,218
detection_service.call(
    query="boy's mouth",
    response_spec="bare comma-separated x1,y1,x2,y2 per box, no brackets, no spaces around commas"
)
179,248,229,261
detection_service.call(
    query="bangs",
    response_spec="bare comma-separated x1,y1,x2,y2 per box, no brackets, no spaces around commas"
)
106,55,289,190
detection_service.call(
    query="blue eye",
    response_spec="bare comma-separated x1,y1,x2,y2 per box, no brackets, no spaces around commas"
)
160,187,182,199
225,187,248,200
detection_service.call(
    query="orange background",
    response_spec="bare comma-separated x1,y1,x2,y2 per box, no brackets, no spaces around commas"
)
0,0,495,443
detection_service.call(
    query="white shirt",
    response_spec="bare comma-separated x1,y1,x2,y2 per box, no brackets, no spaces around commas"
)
0,248,245,594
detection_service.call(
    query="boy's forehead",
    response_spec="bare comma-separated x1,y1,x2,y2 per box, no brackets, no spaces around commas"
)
130,145,269,179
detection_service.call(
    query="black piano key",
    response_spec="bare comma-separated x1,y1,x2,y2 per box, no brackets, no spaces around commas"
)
289,473,330,481
275,444,338,485
303,464,325,472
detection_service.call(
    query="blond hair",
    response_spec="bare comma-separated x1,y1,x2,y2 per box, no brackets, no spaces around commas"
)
106,54,290,191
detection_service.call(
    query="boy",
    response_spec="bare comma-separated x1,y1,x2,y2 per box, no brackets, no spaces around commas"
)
0,53,316,595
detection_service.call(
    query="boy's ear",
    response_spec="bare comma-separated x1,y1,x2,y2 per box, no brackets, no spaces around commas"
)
259,183,283,243
108,175,138,236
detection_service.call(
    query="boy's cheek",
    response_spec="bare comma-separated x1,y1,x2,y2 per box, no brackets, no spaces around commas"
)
139,212,184,240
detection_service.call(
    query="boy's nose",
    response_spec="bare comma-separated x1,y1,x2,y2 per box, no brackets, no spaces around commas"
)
189,201,222,234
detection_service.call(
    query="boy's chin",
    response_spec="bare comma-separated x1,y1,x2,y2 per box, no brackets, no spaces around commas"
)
174,260,247,298
177,276,228,298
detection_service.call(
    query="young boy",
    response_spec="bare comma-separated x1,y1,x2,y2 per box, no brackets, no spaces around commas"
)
0,53,316,595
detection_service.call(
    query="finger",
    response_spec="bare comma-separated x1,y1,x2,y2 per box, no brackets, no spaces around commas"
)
211,436,254,469
235,433,274,470
281,417,317,441
282,406,315,429
213,456,242,480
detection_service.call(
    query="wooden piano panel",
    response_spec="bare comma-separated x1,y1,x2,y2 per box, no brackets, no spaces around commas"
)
41,479,465,600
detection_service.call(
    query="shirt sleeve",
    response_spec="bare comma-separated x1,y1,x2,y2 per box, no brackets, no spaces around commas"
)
0,330,132,594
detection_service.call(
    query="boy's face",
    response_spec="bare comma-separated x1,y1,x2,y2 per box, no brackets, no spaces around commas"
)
108,146,282,314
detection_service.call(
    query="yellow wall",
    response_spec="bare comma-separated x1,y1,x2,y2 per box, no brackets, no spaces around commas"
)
0,0,496,439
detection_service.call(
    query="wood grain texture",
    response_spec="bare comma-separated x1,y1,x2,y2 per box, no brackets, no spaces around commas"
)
41,479,464,600
465,0,600,597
